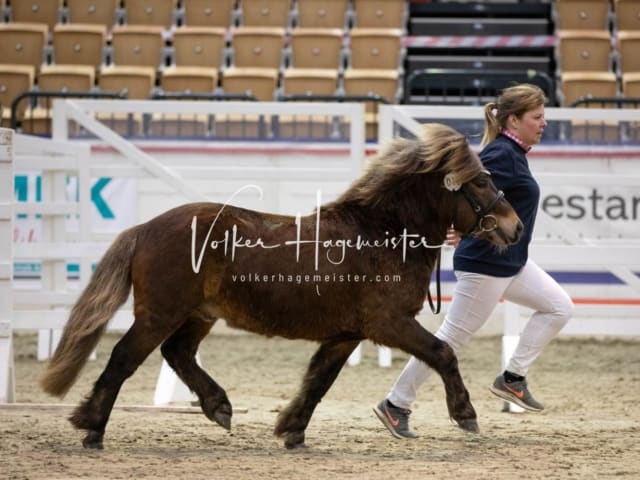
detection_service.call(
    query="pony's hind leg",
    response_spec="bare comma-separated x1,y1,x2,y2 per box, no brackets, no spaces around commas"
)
369,317,478,433
160,316,233,430
70,317,177,449
274,336,361,449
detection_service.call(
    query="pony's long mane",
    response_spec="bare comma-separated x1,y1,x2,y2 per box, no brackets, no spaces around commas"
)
330,123,483,210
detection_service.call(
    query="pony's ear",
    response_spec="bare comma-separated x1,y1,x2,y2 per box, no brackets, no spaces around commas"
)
443,173,461,191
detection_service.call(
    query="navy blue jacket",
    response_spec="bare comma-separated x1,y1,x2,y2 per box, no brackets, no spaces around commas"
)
453,134,540,277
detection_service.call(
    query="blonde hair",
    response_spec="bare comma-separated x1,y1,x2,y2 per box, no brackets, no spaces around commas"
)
480,84,547,147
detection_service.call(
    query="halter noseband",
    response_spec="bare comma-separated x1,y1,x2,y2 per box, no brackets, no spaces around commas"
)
460,185,504,234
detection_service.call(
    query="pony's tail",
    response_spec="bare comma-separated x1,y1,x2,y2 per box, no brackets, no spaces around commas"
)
40,227,138,397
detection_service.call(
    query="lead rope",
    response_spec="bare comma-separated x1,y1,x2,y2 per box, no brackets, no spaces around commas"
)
426,247,442,314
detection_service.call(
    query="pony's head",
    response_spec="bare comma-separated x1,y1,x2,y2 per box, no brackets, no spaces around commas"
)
417,123,523,246
332,123,522,247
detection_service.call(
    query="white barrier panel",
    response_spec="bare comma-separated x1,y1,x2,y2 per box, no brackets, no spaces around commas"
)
0,128,15,403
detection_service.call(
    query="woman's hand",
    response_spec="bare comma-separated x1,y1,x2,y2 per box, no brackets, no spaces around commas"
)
445,226,461,248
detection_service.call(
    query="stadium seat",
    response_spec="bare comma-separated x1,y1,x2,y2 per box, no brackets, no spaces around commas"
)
160,65,217,93
296,0,349,28
37,64,95,94
241,0,291,28
231,26,286,69
289,27,344,69
220,66,277,101
11,0,62,30
124,0,178,30
616,30,640,74
348,28,402,70
65,0,119,32
352,0,405,29
151,66,218,137
281,68,338,97
622,72,640,97
561,71,619,142
343,68,399,140
555,0,610,30
110,24,166,69
218,67,279,137
21,64,95,135
52,24,107,72
613,0,640,32
561,71,618,105
0,23,48,73
279,67,340,138
558,30,612,72
172,26,226,69
182,0,235,28
98,65,156,136
0,64,35,127
99,65,156,99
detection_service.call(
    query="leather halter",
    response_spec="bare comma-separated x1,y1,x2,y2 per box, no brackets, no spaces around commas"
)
460,185,505,235
427,174,505,314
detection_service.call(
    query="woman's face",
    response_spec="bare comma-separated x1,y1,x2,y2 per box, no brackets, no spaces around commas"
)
508,104,547,146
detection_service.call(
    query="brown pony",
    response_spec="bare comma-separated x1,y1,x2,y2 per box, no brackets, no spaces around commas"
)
40,123,522,450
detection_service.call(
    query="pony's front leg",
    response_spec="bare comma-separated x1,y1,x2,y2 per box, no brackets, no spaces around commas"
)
369,317,478,433
160,316,233,430
275,337,361,449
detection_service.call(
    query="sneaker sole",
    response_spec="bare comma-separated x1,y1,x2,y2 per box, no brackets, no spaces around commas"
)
372,406,417,440
488,386,544,412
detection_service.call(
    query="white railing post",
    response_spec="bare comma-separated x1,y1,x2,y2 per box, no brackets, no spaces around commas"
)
0,128,15,403
36,151,69,360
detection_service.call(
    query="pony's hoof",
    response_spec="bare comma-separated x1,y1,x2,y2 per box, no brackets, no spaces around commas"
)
285,441,308,450
202,398,232,430
213,405,232,431
82,430,104,449
457,418,480,433
283,431,306,449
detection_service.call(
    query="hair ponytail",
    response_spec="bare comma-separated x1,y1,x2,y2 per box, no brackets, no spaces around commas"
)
480,102,500,147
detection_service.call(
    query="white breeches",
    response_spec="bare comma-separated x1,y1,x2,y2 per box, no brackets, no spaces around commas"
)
387,259,574,409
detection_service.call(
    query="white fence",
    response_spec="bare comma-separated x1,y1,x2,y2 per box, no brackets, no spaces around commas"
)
0,129,14,403
2,100,640,405
3,99,366,404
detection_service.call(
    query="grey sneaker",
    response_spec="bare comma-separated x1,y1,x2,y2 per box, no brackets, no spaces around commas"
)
489,374,544,412
373,399,418,439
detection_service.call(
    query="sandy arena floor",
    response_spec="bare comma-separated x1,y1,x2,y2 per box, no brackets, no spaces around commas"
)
1,330,639,479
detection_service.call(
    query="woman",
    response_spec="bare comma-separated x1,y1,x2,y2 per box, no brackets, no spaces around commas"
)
374,84,574,439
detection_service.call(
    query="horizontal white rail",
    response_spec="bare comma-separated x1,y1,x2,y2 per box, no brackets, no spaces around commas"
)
13,310,134,331
380,104,640,122
14,242,109,260
529,245,640,266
